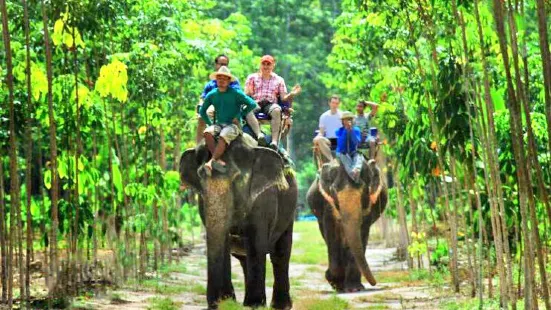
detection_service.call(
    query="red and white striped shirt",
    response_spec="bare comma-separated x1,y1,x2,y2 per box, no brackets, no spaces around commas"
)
245,72,287,105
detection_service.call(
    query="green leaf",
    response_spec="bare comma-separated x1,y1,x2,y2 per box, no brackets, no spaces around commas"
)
491,88,506,112
113,164,123,202
44,170,52,190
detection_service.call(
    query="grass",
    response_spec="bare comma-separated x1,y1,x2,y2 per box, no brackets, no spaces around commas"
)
294,295,349,310
218,299,270,310
128,277,206,295
189,283,207,295
290,222,328,265
109,292,129,304
147,297,181,310
358,305,390,309
353,292,402,303
159,262,188,276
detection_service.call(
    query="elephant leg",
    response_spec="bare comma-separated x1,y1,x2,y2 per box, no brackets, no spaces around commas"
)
222,242,236,299
323,216,345,291
232,253,248,289
270,222,293,310
206,234,235,309
243,226,268,308
343,248,364,292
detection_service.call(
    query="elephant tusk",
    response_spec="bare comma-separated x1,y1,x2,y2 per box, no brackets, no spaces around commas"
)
318,181,341,221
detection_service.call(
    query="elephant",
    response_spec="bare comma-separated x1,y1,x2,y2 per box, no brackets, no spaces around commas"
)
179,135,298,310
306,157,388,292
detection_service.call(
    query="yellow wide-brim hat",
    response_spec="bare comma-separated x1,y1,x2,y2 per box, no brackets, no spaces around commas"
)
340,111,355,120
209,65,237,82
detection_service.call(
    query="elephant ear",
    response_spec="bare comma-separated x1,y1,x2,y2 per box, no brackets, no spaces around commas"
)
319,162,339,191
362,159,384,203
249,148,289,202
179,145,209,191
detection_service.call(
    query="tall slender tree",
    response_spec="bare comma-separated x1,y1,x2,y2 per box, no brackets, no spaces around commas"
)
1,0,21,307
492,0,537,307
41,0,60,296
22,0,34,304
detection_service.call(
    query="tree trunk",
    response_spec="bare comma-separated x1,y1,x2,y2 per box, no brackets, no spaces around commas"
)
42,0,60,296
1,0,21,306
473,0,516,306
406,3,457,288
22,0,34,304
492,0,537,308
535,0,551,161
72,16,82,295
394,164,410,266
0,162,6,303
506,1,550,307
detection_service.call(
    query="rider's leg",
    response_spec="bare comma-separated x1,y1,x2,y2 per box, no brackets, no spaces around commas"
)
197,118,207,144
216,124,240,164
269,105,282,147
245,111,264,141
203,125,220,155
369,140,376,160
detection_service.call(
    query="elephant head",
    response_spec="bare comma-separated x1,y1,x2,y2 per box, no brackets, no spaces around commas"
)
317,158,385,286
179,137,289,229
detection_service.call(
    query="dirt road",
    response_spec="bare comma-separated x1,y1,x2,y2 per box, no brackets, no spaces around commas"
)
77,225,449,309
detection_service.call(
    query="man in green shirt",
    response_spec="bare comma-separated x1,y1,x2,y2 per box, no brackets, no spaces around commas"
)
200,66,259,174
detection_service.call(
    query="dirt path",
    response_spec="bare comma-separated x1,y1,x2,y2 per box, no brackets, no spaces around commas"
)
76,231,451,309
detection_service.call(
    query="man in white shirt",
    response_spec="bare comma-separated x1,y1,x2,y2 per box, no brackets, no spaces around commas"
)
313,95,342,163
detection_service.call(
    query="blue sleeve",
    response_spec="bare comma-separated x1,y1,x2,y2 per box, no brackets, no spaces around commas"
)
199,95,213,126
201,80,215,99
335,127,344,139
352,128,361,143
230,79,241,91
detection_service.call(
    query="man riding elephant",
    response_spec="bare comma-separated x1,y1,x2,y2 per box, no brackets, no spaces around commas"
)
313,95,342,165
199,66,259,174
182,66,298,309
307,143,387,292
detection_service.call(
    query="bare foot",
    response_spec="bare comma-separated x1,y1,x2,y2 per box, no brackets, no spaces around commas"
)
204,159,214,176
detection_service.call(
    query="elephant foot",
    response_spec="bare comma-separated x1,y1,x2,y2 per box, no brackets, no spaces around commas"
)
271,291,292,310
244,300,267,309
244,294,267,309
325,270,344,292
207,292,235,309
343,282,365,293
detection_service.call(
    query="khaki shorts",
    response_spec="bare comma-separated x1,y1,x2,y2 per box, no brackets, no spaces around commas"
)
204,124,241,144
256,102,281,115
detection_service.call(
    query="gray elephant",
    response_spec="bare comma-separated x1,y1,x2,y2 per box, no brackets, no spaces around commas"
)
306,158,387,292
179,136,298,310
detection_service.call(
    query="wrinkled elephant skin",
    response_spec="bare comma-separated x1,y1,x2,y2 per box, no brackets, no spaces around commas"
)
180,137,298,309
307,159,388,292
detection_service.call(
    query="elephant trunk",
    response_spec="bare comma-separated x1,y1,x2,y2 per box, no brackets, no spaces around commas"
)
203,178,234,306
338,187,377,286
